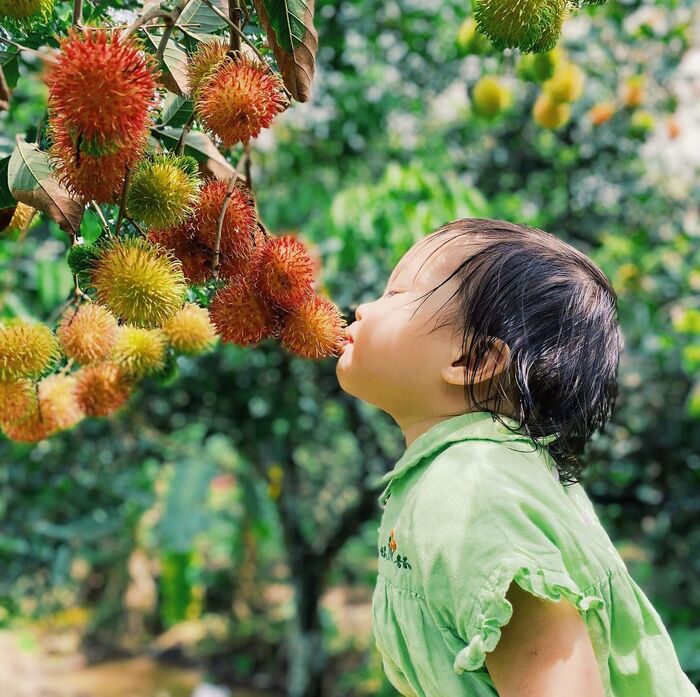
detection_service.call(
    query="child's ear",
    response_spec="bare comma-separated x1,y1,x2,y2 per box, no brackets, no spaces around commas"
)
441,337,511,387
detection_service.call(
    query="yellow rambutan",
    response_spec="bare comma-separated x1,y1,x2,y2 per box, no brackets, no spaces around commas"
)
0,0,53,20
193,179,257,259
195,50,289,147
0,320,61,381
186,38,230,97
587,101,616,126
2,373,84,443
251,234,316,311
0,379,38,425
89,236,187,328
473,0,569,53
533,91,570,129
3,202,39,235
542,62,586,104
471,76,513,120
209,275,281,346
111,326,168,379
162,302,218,355
56,302,119,365
127,154,201,230
44,27,159,151
279,294,348,360
74,361,133,417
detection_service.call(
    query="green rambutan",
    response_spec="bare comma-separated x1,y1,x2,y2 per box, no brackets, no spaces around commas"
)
186,38,230,97
89,236,187,328
0,320,61,381
209,275,281,346
0,0,53,20
127,154,201,229
44,27,159,151
74,361,132,417
2,373,84,443
251,234,316,312
162,302,218,355
67,242,100,276
111,326,168,379
473,0,569,53
195,50,289,147
193,179,257,259
0,379,38,425
56,302,119,364
279,294,348,360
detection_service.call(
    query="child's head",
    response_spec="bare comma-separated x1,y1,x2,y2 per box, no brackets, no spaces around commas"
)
335,217,624,484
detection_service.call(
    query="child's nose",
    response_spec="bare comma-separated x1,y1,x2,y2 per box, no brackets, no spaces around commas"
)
354,303,366,321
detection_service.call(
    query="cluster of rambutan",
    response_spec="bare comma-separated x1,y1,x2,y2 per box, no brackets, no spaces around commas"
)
43,27,160,204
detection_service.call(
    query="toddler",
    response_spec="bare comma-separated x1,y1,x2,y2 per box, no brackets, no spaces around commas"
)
335,218,699,697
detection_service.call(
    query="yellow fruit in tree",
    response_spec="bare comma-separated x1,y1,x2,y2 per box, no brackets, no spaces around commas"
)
471,76,513,120
621,75,646,108
542,62,585,104
587,102,616,126
533,92,570,129
456,18,493,56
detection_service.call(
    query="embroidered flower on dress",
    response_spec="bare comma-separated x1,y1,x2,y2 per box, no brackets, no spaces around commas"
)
379,528,412,570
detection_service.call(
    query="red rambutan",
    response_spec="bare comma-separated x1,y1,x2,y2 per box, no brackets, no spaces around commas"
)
74,361,133,417
279,294,348,360
186,38,230,98
44,27,159,151
148,219,214,285
193,179,257,259
251,234,316,311
195,50,289,147
209,274,281,346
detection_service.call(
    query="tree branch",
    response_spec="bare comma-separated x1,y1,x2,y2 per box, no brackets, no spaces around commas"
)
212,175,237,280
156,0,191,62
114,165,132,236
72,0,84,27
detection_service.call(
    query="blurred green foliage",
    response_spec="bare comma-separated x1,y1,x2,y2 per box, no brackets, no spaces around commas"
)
1,0,699,693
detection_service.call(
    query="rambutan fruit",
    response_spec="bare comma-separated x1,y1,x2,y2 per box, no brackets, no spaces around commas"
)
127,154,201,230
621,75,646,108
209,275,281,346
186,38,230,97
89,236,187,328
542,62,585,104
2,373,84,443
56,302,119,364
0,0,53,20
148,221,214,286
473,0,568,53
250,235,316,312
195,50,289,147
44,27,159,151
74,361,132,417
455,18,493,57
0,320,61,381
587,102,615,126
471,76,513,120
193,179,257,259
67,242,100,276
279,294,348,360
517,46,562,83
0,379,38,425
533,92,570,129
111,326,168,379
628,111,655,139
3,202,39,235
162,302,218,355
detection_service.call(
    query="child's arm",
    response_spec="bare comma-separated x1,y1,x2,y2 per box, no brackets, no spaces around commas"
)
484,579,606,697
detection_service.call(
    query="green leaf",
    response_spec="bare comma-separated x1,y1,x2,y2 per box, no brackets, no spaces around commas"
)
0,156,15,209
0,48,20,91
160,93,195,128
7,139,84,236
152,125,236,179
251,0,318,102
176,0,229,39
144,31,190,97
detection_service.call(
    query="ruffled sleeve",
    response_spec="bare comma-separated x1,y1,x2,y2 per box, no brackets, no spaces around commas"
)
451,552,606,674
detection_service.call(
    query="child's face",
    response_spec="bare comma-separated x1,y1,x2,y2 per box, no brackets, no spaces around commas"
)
335,230,511,444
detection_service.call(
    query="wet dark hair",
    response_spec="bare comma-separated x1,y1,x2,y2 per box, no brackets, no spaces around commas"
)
405,217,624,486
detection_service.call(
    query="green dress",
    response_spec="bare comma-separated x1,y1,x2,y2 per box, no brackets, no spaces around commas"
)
371,411,699,696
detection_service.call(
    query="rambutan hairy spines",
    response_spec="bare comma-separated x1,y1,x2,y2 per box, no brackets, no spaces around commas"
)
88,236,187,328
196,50,289,147
74,362,133,417
193,179,257,259
252,235,316,311
44,27,159,151
0,0,54,21
162,303,218,355
0,320,61,381
0,379,38,426
209,275,281,346
148,222,214,286
187,38,230,97
279,294,348,360
127,154,201,229
111,326,168,379
56,302,119,364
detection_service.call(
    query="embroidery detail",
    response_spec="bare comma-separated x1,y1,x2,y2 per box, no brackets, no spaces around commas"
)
379,528,412,570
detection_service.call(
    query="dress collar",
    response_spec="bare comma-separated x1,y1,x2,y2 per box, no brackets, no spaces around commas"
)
375,411,558,506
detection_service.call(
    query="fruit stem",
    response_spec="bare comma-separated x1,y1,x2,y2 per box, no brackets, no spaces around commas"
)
90,201,113,237
229,0,242,52
72,0,84,27
211,176,238,281
156,0,191,62
114,165,132,237
176,113,196,156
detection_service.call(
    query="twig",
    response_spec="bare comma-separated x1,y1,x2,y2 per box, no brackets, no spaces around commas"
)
125,215,147,237
201,0,293,102
121,7,172,41
156,0,191,62
212,176,238,280
90,200,112,237
229,0,241,52
114,165,132,236
73,0,84,26
176,112,196,156
0,36,59,63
